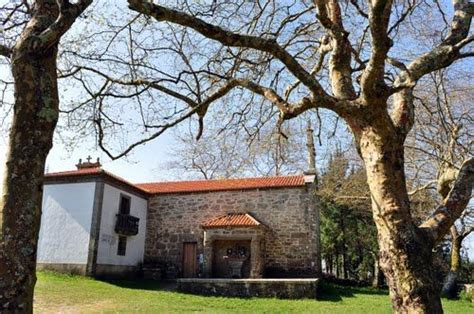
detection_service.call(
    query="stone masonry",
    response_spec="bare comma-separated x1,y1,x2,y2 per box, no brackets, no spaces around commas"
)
145,185,319,278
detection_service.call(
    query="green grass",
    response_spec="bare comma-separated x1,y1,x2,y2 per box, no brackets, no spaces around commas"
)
34,271,472,313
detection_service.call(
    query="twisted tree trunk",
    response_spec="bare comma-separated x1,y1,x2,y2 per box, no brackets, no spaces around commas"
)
351,111,444,313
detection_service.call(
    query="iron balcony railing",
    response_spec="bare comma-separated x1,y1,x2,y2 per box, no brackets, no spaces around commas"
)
115,214,140,236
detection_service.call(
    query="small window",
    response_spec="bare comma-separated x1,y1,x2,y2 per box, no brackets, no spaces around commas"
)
117,236,127,256
119,195,131,215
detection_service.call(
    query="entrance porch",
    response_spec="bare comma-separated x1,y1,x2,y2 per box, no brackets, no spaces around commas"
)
201,213,266,278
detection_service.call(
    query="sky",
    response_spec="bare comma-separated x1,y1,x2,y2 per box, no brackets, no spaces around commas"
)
0,126,176,184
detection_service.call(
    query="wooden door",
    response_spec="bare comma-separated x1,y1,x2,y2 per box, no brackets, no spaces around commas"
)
182,242,197,278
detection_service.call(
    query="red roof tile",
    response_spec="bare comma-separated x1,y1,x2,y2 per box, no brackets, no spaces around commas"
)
45,168,305,195
44,168,148,196
45,167,103,177
136,175,304,194
202,213,263,228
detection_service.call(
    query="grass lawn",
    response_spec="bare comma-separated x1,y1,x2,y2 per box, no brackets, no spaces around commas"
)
34,271,472,313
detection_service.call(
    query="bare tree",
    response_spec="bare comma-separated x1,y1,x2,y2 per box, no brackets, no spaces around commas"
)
115,1,473,312
406,68,474,298
442,208,473,297
0,1,92,311
163,117,323,179
38,1,473,311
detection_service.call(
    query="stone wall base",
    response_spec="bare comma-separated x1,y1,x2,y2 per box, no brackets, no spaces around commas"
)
177,278,319,299
37,263,87,275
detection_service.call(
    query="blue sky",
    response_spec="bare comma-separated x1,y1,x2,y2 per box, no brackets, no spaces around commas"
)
0,123,176,184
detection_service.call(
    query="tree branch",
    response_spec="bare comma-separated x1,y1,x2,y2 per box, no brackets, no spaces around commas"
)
393,0,474,90
284,39,331,101
408,180,436,197
231,79,315,120
66,63,325,144
461,225,474,239
391,0,474,135
314,0,357,99
360,0,393,99
67,66,198,107
0,44,12,58
23,0,93,52
127,0,335,106
97,105,198,160
419,157,474,243
467,2,474,15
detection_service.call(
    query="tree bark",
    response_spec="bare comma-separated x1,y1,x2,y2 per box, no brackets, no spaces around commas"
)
0,0,92,310
0,40,59,314
372,253,384,288
327,255,333,275
442,227,462,299
353,113,443,313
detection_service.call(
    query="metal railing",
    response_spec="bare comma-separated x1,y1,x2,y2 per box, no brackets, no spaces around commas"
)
115,214,140,236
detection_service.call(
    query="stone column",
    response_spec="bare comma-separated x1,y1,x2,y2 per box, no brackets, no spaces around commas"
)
250,234,264,278
203,231,213,278
305,120,321,275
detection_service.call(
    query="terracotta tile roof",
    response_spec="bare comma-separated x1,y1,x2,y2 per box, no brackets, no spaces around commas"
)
45,167,305,196
202,213,263,229
45,167,103,177
44,167,148,197
136,175,305,194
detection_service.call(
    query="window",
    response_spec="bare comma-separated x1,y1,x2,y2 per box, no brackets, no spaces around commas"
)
119,195,131,215
117,236,127,256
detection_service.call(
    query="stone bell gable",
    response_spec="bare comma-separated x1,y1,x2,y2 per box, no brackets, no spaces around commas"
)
141,175,320,279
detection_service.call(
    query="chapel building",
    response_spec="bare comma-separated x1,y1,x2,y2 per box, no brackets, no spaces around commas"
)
37,158,320,279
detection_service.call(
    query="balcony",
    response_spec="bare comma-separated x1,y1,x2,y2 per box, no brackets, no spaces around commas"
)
115,214,140,236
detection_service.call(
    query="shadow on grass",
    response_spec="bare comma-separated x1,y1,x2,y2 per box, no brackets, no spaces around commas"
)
100,278,177,292
100,276,389,304
317,281,389,302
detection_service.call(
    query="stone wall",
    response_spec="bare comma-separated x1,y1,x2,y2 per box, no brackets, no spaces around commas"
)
145,186,319,278
177,278,319,299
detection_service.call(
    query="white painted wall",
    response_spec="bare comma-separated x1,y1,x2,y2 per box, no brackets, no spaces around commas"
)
37,182,96,264
96,184,147,266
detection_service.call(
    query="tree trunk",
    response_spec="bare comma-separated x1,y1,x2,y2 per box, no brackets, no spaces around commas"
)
442,228,462,299
372,254,384,288
340,210,349,279
355,116,443,313
327,255,333,275
0,5,60,311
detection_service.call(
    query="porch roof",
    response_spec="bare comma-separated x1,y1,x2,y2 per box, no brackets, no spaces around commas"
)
202,213,264,229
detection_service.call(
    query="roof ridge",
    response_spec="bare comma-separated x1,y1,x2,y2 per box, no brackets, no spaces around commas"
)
44,168,305,195
45,166,102,175
136,174,304,186
245,213,262,225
